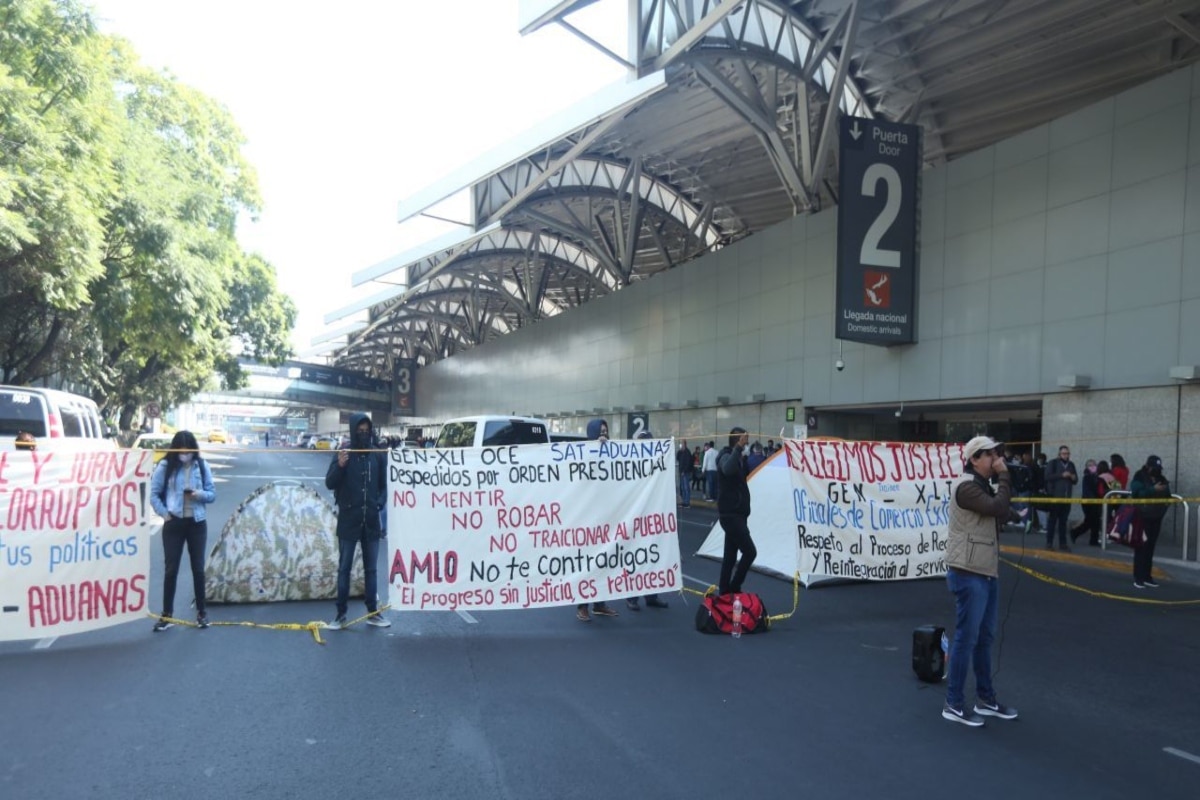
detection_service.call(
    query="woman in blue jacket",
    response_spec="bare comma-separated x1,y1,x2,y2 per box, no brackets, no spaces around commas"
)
149,430,216,631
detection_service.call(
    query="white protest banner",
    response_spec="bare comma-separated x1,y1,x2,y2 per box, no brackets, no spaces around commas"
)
785,439,966,581
386,439,680,611
0,449,153,641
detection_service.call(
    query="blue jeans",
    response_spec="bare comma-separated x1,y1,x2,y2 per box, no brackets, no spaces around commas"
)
336,534,380,616
945,568,998,709
679,472,691,505
1012,492,1030,527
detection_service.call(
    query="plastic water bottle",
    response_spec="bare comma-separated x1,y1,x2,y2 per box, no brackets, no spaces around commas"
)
731,597,743,639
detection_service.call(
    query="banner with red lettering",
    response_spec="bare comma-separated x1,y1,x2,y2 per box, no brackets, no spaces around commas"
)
0,449,153,641
387,439,680,611
785,439,966,581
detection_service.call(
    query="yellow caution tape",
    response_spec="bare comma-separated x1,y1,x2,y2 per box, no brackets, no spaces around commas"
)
147,605,393,645
1000,559,1200,605
1021,496,1184,505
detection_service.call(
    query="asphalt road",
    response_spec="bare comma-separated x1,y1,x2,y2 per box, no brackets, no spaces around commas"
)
2,446,1199,799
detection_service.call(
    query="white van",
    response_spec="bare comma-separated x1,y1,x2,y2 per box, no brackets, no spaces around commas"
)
435,416,551,448
0,385,114,451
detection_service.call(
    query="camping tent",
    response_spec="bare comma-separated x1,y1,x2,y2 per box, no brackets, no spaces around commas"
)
205,481,365,603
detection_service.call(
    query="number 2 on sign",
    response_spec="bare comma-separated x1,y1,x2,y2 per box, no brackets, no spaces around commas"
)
860,163,901,268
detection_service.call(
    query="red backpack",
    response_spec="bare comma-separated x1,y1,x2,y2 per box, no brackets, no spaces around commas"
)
695,592,769,634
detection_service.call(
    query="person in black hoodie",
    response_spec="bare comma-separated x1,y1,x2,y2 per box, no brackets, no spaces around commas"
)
577,418,619,622
717,427,756,595
325,412,390,630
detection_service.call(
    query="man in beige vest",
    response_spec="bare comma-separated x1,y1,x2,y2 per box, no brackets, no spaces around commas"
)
942,435,1020,728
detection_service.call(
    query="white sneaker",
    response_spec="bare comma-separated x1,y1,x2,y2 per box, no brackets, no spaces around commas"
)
366,613,391,628
326,615,347,630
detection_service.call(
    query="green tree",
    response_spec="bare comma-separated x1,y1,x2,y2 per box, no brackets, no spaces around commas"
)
0,0,119,382
0,1,297,428
91,54,281,429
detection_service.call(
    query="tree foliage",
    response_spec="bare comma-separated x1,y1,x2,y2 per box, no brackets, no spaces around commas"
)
0,0,296,427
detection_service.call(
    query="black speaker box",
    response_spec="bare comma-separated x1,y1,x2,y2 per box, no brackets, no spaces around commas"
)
912,624,945,683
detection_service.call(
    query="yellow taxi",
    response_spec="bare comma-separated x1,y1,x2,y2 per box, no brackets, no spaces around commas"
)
207,428,229,444
313,435,337,450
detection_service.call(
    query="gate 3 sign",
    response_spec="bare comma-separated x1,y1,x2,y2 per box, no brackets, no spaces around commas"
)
835,116,922,346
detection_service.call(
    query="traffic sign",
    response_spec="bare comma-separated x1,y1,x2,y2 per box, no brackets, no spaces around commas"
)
626,412,650,439
835,116,922,345
393,358,417,416
145,402,161,419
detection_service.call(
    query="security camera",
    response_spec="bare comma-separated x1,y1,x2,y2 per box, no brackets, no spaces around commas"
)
835,359,845,372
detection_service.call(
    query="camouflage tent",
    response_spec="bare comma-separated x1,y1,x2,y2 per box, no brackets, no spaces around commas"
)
205,482,366,603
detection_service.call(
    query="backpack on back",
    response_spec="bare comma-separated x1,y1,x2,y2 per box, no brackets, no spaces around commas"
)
695,591,769,634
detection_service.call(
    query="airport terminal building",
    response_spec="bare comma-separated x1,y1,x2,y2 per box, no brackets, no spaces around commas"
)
323,1,1200,551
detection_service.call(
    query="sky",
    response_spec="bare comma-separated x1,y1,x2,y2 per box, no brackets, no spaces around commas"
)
89,0,627,356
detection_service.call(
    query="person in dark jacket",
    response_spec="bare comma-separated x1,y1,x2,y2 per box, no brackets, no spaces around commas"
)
577,419,619,622
1043,445,1077,551
325,412,390,630
717,427,756,595
1130,455,1172,589
1070,459,1103,546
746,441,766,472
676,439,694,508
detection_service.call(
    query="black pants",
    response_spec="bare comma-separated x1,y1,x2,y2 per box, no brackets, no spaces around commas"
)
1046,505,1070,546
1071,505,1102,544
1133,517,1163,583
162,517,207,616
718,515,756,595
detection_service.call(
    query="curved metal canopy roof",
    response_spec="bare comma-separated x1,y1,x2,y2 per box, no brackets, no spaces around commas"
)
326,0,1200,376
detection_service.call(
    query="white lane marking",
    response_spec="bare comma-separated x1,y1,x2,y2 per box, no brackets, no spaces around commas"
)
679,518,717,528
1164,747,1200,766
682,573,712,586
33,637,57,650
456,610,478,624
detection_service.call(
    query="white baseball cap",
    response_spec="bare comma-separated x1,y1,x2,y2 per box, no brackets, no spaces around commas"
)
962,435,1002,466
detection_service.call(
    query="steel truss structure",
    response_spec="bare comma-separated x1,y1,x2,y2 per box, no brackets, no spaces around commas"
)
328,0,1200,377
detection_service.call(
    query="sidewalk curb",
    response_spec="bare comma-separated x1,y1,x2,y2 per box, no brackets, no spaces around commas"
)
999,537,1200,585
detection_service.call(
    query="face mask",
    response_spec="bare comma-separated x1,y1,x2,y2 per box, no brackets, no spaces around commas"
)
178,453,193,464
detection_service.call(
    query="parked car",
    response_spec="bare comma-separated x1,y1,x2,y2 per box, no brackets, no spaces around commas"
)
0,385,115,451
313,435,337,450
435,416,550,448
131,432,174,463
297,433,315,449
207,428,229,444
